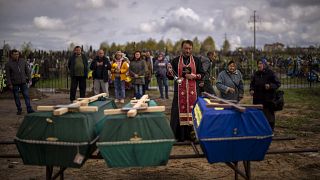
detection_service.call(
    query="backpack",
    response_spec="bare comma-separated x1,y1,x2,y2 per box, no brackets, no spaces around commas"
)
272,90,284,111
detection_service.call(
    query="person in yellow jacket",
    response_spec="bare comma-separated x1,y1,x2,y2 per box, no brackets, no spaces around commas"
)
111,51,129,103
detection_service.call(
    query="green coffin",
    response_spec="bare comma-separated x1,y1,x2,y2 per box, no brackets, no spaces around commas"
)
96,100,175,168
15,99,116,168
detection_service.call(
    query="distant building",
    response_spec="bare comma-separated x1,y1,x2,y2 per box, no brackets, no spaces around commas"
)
264,42,285,52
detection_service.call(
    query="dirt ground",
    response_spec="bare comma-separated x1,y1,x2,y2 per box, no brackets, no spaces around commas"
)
0,89,319,180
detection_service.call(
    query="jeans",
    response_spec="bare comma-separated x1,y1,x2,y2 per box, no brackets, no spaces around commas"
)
156,76,168,98
114,77,125,99
143,77,151,94
134,84,143,99
70,76,86,101
12,83,33,112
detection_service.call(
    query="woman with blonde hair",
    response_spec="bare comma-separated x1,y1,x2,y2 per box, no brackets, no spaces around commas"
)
111,51,129,103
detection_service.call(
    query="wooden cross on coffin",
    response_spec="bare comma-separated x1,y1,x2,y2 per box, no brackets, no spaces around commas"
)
104,94,165,117
202,92,263,112
36,93,107,116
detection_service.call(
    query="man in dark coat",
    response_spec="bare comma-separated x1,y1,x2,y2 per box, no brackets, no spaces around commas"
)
199,54,215,95
90,49,111,96
5,49,34,115
167,40,205,142
250,59,281,131
68,46,88,102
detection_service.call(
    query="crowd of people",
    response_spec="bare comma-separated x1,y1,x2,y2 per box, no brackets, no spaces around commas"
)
5,40,281,142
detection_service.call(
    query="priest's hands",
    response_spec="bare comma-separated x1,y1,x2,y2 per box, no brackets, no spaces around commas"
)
185,73,196,80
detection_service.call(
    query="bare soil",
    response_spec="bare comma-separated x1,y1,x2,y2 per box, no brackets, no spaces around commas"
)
0,88,319,180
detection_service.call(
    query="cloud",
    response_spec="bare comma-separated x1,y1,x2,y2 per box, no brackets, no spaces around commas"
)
172,7,200,21
1,0,320,50
33,16,65,30
229,35,242,49
140,22,157,33
231,6,250,20
139,7,215,35
260,18,292,33
288,5,320,23
268,0,320,8
76,0,118,9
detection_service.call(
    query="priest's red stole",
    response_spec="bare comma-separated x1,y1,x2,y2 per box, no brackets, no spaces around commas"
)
178,55,197,126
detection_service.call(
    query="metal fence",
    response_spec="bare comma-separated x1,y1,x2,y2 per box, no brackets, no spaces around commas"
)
32,57,319,95
1,53,319,95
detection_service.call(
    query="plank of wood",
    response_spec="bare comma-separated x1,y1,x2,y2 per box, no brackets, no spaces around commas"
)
37,106,55,111
37,94,103,115
210,99,238,104
55,103,80,109
37,102,81,111
104,106,165,115
202,92,246,112
206,104,263,109
104,109,124,115
127,95,149,117
121,106,148,111
53,108,69,116
130,99,150,104
77,93,107,102
78,100,89,106
79,106,98,112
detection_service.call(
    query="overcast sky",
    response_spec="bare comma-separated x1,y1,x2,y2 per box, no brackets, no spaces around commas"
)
0,0,320,51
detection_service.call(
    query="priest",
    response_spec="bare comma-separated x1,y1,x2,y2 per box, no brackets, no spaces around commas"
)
167,40,205,142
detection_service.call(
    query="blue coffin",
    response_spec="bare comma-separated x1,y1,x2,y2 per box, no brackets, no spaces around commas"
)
192,97,273,163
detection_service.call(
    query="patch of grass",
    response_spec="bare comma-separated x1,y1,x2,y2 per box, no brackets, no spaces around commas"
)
304,111,320,119
284,88,320,104
277,116,310,129
276,87,320,134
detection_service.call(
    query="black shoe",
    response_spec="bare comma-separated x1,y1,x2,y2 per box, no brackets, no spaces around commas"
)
27,109,35,114
17,110,22,115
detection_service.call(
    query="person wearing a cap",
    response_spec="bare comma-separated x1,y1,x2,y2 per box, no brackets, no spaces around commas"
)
216,60,244,102
250,59,281,131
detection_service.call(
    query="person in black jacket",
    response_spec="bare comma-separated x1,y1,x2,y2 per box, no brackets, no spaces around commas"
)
5,49,34,115
68,46,88,102
90,49,111,96
250,59,281,131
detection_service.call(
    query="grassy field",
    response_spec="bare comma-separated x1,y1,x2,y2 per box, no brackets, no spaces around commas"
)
274,88,320,135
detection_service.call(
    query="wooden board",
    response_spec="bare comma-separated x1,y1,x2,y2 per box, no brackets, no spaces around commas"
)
77,93,107,102
206,103,263,109
127,95,149,117
36,94,104,115
202,92,246,112
104,106,165,115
